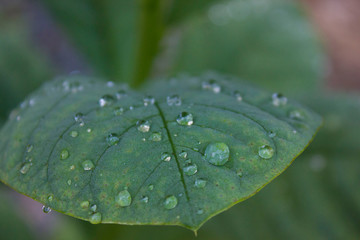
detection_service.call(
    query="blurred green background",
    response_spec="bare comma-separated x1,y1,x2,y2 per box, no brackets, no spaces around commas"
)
0,0,359,239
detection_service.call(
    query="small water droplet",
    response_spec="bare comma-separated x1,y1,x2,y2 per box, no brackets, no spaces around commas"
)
176,112,194,126
42,206,52,214
115,189,132,207
70,165,75,171
258,145,274,159
143,96,155,106
74,113,84,123
140,196,149,203
137,120,151,133
80,201,90,209
16,115,21,121
116,90,127,99
48,195,54,202
99,94,115,107
194,179,207,188
106,133,120,146
197,209,204,215
236,170,243,177
148,184,154,191
107,81,114,87
272,93,287,107
90,212,102,224
164,195,178,210
129,106,134,110
26,144,33,153
179,151,188,159
20,163,32,174
87,128,92,133
82,160,95,171
268,131,276,138
70,131,78,138
233,91,242,101
289,110,303,120
67,179,72,185
202,80,221,93
184,163,198,176
161,153,172,162
60,149,69,160
114,107,124,116
167,95,182,106
204,142,230,166
149,132,162,142
90,204,97,212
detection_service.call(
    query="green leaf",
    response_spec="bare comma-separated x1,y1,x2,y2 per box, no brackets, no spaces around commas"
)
0,74,321,230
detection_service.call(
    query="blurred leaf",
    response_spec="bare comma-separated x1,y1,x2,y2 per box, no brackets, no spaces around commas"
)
0,74,320,230
170,0,324,96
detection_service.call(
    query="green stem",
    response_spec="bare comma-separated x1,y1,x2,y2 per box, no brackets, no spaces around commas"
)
131,0,165,88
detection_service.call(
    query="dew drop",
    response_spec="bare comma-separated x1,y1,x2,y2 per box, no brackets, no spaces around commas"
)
42,206,52,214
194,179,207,188
116,90,127,99
202,80,221,93
167,95,182,106
272,93,287,107
82,160,95,171
106,133,120,146
67,179,72,185
90,204,97,212
87,128,92,133
70,131,78,138
26,144,33,153
289,110,303,120
164,195,178,210
140,196,149,203
233,91,242,101
197,209,204,215
176,112,194,126
258,145,274,159
20,162,32,174
90,212,102,224
143,96,155,106
179,151,188,159
74,113,84,123
149,132,162,142
99,94,115,107
268,131,276,138
80,201,90,209
60,149,69,160
48,195,54,202
236,170,243,177
148,184,154,191
115,189,132,207
137,120,151,133
184,163,198,176
204,142,230,166
70,165,75,171
161,152,171,162
114,107,124,116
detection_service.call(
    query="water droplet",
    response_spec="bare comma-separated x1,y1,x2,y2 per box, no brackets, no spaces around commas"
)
143,96,155,106
99,94,115,107
107,81,114,87
140,196,149,203
90,212,102,224
116,90,127,99
272,93,287,107
161,153,172,162
80,201,90,209
60,149,69,160
289,110,303,120
233,91,242,101
70,165,75,171
70,131,78,138
106,133,120,146
197,209,204,215
20,163,32,174
90,204,97,212
164,195,178,210
129,106,134,110
204,142,230,166
115,189,132,207
42,206,52,214
184,163,198,176
149,132,162,142
82,160,95,171
176,112,194,126
137,120,151,132
179,151,188,159
48,195,54,202
194,179,207,188
148,184,154,191
258,145,274,159
114,107,124,116
167,95,182,106
26,144,33,153
74,113,84,123
202,80,221,93
236,170,243,177
67,179,72,185
87,128,92,133
268,131,276,138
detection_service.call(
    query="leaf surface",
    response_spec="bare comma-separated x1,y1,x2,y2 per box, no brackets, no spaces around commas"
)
0,74,321,230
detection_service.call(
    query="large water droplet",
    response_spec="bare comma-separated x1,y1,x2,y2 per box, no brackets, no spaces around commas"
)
82,160,95,171
272,93,287,107
20,163,32,174
194,179,207,188
204,142,230,166
202,80,221,93
60,149,69,160
99,95,115,107
258,145,274,159
90,212,102,224
149,132,162,142
184,163,198,176
164,195,178,210
137,120,151,132
26,144,33,153
115,189,132,207
176,112,194,126
81,201,90,209
143,96,155,106
106,133,120,146
42,206,52,214
161,152,171,162
167,95,182,106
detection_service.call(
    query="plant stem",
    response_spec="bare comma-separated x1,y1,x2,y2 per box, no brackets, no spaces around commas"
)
131,0,164,88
